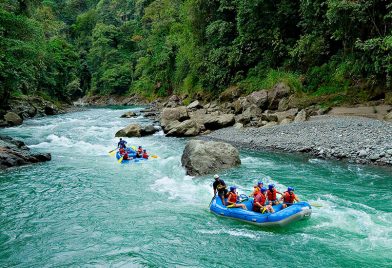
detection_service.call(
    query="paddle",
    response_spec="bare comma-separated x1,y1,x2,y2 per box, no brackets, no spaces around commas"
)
108,148,117,155
109,150,116,157
310,203,323,208
118,156,124,163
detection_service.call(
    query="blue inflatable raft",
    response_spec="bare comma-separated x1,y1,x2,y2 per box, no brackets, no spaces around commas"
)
210,195,312,227
115,150,147,163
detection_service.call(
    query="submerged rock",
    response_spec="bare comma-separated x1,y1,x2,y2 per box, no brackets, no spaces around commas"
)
0,136,51,170
121,111,137,118
181,140,241,176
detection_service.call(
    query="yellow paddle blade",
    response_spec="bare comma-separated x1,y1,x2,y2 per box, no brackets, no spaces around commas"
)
151,155,158,158
118,156,123,163
109,151,116,156
131,146,136,150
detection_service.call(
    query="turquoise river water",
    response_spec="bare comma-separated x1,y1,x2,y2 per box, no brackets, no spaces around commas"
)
0,107,391,267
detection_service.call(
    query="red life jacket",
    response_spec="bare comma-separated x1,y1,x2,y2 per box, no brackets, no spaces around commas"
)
283,191,295,203
119,148,125,155
253,193,266,210
228,192,237,204
267,189,277,200
142,153,148,159
123,153,129,160
137,148,143,153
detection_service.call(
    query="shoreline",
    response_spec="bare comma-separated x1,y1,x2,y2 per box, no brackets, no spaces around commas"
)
201,115,392,168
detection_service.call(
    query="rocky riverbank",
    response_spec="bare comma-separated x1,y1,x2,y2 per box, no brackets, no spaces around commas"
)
202,115,392,167
0,136,51,170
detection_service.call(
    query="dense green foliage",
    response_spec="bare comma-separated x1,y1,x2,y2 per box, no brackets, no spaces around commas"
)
1,0,391,104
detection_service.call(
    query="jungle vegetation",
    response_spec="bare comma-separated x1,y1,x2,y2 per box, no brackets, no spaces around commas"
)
1,0,391,106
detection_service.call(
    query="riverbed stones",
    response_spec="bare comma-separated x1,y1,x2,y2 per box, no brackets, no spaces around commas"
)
181,140,241,176
246,90,268,110
160,106,189,130
294,109,308,122
0,136,51,169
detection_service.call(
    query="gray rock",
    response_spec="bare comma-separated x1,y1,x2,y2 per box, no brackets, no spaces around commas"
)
140,125,158,136
280,118,293,125
0,135,51,169
160,106,189,130
181,140,241,176
166,119,204,137
187,100,203,110
294,109,308,122
232,97,250,115
204,114,235,130
115,124,142,137
268,82,291,110
4,112,23,126
247,90,268,110
121,111,137,118
219,86,243,102
358,150,368,157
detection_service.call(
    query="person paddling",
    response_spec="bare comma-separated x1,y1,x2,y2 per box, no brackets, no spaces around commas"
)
137,146,143,154
280,187,300,208
213,174,228,206
253,187,274,214
117,138,127,149
226,186,247,210
142,149,149,159
267,184,282,205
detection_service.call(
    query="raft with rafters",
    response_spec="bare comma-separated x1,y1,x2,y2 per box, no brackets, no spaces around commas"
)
115,150,147,163
210,194,312,227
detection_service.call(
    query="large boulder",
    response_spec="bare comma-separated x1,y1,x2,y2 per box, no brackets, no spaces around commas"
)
160,106,189,130
0,136,51,169
268,82,292,110
232,97,250,114
166,119,204,137
294,109,309,122
115,124,141,137
181,140,241,176
247,90,269,110
4,112,23,126
219,86,243,102
140,125,159,136
204,114,235,130
187,100,203,110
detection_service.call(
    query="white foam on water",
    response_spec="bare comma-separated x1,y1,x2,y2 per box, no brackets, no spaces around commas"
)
197,228,258,239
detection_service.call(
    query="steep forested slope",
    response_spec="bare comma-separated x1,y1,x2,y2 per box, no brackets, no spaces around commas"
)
1,0,391,106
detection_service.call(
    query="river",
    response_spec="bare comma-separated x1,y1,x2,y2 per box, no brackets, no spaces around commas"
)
0,107,391,267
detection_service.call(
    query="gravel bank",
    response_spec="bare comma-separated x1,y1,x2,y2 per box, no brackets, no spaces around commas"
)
203,115,392,167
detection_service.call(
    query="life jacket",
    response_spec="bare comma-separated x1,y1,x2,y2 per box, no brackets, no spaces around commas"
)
253,186,261,196
123,153,129,160
228,192,237,204
283,191,295,203
267,189,277,200
142,153,148,159
253,193,266,210
119,148,125,155
137,148,143,153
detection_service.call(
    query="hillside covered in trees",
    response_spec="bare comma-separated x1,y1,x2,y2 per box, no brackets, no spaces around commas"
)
1,0,391,107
